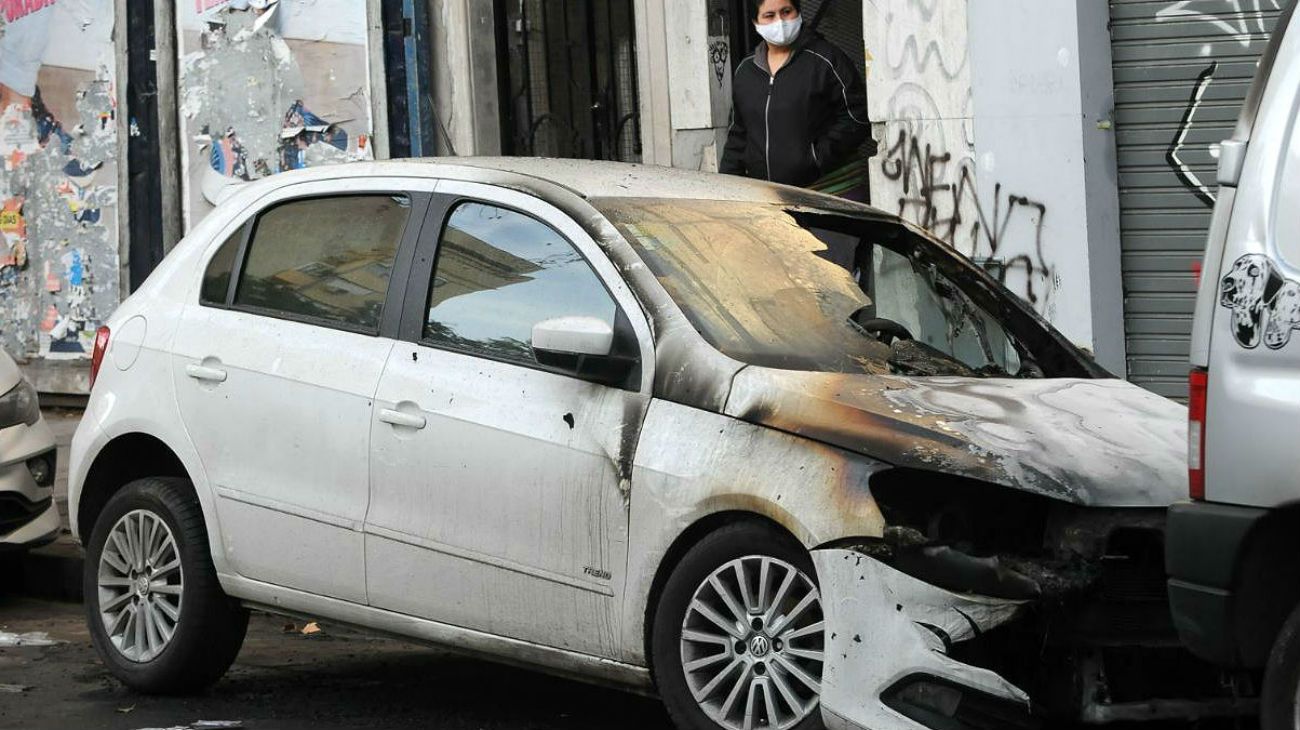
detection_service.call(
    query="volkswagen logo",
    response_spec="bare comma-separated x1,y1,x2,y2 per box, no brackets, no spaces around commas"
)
748,635,771,657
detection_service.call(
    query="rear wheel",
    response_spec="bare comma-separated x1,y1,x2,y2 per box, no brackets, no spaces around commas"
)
84,477,247,693
652,520,826,730
1263,601,1300,730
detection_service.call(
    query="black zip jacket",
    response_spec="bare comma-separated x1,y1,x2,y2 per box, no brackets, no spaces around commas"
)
720,31,875,187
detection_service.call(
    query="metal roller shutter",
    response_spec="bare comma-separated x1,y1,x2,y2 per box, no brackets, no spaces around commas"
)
806,0,866,74
1110,0,1286,400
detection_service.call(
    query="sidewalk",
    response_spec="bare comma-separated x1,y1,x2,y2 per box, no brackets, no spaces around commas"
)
1,409,85,602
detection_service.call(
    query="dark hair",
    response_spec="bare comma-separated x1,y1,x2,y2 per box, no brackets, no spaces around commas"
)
751,0,801,20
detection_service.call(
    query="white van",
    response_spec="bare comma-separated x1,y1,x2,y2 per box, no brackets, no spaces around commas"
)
1167,3,1300,728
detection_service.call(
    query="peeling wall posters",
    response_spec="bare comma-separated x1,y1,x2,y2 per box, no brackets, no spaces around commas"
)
0,0,119,362
178,0,375,229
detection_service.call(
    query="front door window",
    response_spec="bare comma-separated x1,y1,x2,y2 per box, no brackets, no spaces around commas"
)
424,201,617,366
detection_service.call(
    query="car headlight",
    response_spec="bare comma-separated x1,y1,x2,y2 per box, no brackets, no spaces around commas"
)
0,378,40,430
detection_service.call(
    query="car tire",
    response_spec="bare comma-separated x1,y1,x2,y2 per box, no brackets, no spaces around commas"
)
1263,601,1300,730
652,520,826,730
83,477,248,694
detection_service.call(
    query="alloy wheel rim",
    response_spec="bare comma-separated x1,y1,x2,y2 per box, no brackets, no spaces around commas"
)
680,555,825,730
97,509,184,663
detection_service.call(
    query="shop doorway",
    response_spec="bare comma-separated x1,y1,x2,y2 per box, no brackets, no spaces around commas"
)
496,0,642,162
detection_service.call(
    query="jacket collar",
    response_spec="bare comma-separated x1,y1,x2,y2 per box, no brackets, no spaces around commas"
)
752,28,816,75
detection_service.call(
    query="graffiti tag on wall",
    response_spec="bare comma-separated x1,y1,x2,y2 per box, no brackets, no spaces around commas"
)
1158,0,1282,208
880,126,1055,309
867,0,1057,317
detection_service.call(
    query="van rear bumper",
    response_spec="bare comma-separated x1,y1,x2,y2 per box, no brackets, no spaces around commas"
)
1166,501,1271,667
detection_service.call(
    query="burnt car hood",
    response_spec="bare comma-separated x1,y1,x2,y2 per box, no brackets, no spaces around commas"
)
724,367,1188,507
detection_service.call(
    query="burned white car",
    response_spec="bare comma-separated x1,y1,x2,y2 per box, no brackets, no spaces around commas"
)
71,159,1200,730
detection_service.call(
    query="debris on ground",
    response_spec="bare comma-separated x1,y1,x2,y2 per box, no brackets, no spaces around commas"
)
130,717,244,722
0,683,32,693
281,620,324,636
0,630,59,647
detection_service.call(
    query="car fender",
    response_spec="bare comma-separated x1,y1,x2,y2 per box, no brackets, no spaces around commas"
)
72,414,231,577
70,287,233,579
622,397,888,666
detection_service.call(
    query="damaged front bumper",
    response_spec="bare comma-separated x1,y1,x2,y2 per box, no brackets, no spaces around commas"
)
812,540,1255,730
814,548,1036,730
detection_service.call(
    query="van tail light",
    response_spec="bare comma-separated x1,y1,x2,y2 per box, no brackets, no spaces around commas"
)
1188,368,1208,500
89,326,111,390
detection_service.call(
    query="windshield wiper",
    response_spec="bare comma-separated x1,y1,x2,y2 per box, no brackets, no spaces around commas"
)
886,340,977,378
1015,357,1045,379
847,307,915,346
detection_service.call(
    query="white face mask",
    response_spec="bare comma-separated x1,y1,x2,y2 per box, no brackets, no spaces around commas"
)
754,15,802,47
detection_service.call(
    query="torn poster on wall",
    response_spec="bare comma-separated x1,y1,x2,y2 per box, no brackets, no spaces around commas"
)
178,0,374,230
0,0,119,363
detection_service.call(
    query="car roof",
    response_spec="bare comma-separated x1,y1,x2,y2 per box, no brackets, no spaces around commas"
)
442,157,841,202
239,157,899,219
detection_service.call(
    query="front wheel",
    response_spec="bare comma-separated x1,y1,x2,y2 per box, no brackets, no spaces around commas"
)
1263,601,1300,730
84,477,248,694
652,520,826,730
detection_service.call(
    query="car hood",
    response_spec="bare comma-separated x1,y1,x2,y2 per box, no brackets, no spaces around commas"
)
724,368,1188,507
0,351,20,395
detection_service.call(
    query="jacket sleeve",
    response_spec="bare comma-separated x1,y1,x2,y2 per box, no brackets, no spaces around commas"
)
719,81,748,176
813,45,876,171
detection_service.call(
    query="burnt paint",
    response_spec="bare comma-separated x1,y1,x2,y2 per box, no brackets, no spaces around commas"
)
475,161,1160,511
239,161,1172,513
725,367,1188,508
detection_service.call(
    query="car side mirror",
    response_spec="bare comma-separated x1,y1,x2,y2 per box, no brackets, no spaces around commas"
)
532,316,615,358
531,316,637,388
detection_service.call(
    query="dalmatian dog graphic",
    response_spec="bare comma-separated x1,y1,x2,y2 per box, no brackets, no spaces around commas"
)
1266,280,1300,350
1220,253,1300,349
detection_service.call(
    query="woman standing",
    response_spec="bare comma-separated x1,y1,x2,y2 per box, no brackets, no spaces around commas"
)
720,0,875,190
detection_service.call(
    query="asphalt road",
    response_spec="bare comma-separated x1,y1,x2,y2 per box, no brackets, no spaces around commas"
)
0,594,1264,730
0,596,672,730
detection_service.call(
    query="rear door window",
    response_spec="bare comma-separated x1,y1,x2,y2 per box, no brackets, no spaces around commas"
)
233,195,411,332
200,225,245,305
422,201,617,366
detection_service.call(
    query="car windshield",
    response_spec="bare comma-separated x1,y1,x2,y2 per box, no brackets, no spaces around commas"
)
595,198,1100,378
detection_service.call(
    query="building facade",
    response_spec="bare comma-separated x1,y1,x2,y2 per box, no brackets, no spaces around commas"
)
0,0,1285,399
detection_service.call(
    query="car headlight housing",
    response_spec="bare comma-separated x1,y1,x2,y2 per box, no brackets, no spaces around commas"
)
0,378,40,430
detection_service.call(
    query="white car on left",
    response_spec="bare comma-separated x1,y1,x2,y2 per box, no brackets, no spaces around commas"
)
0,348,59,550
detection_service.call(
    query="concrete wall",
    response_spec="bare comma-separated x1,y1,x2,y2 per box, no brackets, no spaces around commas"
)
864,0,1125,371
636,0,732,171
430,0,500,157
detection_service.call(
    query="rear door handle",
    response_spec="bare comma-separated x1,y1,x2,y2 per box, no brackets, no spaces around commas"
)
185,364,227,383
379,409,426,430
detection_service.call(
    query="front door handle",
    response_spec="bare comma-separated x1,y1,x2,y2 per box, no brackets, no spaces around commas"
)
185,364,227,383
379,409,426,430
